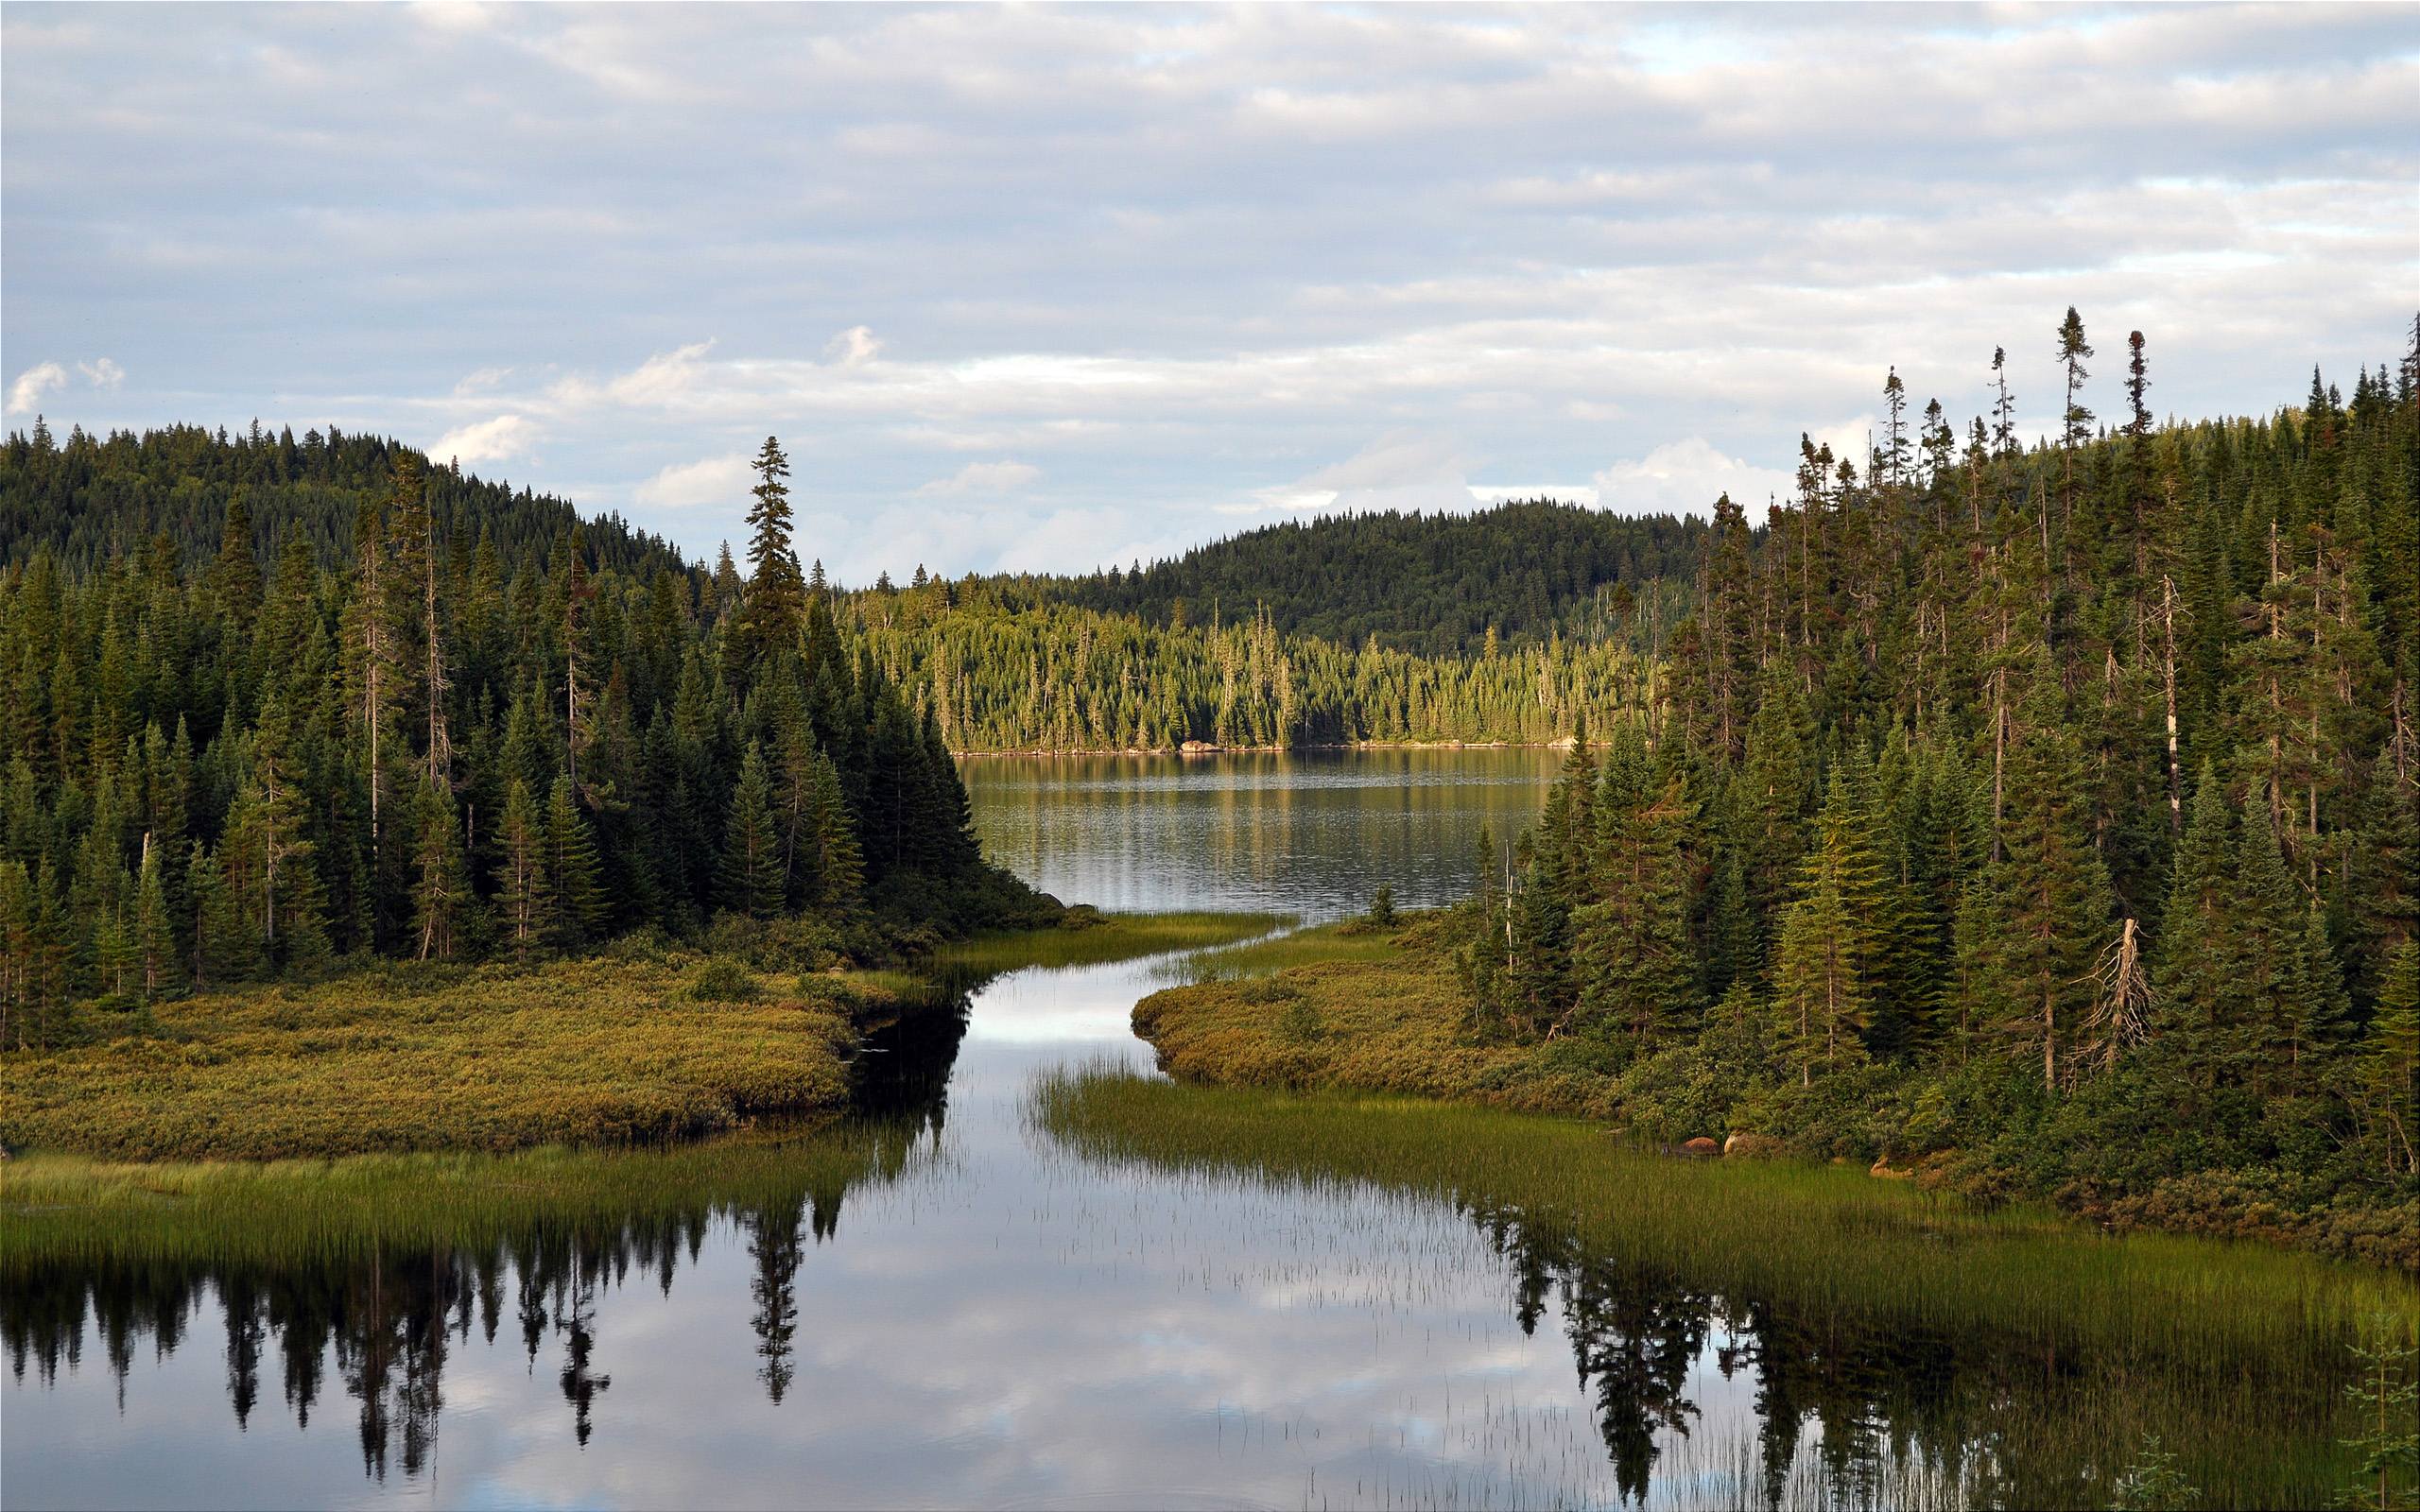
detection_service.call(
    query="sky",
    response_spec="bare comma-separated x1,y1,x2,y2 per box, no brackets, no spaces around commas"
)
5,3,2415,583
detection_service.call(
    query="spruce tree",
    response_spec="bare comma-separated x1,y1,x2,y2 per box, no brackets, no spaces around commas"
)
493,778,549,961
739,438,806,671
719,743,785,920
2359,937,2419,1175
1573,772,1699,1048
1977,662,2113,1091
407,777,471,962
544,776,607,946
1771,859,1870,1085
132,840,178,1001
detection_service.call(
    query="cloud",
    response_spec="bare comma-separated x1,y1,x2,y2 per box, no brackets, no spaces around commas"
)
918,460,1040,495
1591,438,1797,519
76,357,125,389
1240,430,1479,516
635,452,753,508
430,413,538,465
824,326,883,369
7,363,67,416
5,4,2411,572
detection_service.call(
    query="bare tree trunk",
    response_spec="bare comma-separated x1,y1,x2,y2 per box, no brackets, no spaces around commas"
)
2160,575,2183,833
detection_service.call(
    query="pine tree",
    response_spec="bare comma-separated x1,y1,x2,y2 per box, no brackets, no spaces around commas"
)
738,438,806,672
406,777,471,962
2153,764,2240,1083
544,775,607,946
132,837,178,1001
493,778,549,961
2358,938,2419,1175
2056,305,2096,529
1573,772,1700,1048
1976,662,2113,1091
719,743,785,920
1771,859,1870,1085
799,749,863,909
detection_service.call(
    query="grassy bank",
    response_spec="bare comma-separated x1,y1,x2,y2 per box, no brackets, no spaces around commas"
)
0,910,1278,1165
1133,915,2420,1270
1038,1066,2420,1510
0,953,894,1161
1134,915,1627,1116
0,1125,912,1275
933,908,1286,974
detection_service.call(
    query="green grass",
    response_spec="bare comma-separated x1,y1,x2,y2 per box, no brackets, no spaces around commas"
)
932,909,1287,974
0,1123,916,1275
1150,916,1416,983
1037,1066,2420,1511
0,954,894,1160
1134,915,1620,1114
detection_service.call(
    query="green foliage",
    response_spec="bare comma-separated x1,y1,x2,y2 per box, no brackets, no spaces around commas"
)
1033,498,1703,657
2108,1435,2201,1511
2336,1312,2420,1512
0,429,1052,1017
687,956,763,1002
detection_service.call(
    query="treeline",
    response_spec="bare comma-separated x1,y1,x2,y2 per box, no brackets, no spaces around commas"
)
1457,316,2420,1201
842,580,1661,750
1011,499,1705,657
0,434,1045,1046
0,418,692,583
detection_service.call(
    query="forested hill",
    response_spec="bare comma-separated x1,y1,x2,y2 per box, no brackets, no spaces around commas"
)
0,420,694,584
1444,318,2420,1238
1014,500,1706,657
0,433,1048,1042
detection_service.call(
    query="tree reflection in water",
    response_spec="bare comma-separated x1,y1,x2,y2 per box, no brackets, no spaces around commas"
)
5,977,2100,1505
2,983,974,1480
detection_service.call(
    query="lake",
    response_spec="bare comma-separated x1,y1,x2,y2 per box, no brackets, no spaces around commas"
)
0,750,2387,1508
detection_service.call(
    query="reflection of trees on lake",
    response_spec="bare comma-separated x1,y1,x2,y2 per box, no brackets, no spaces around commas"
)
1,987,977,1481
745,1196,806,1404
1473,1201,2029,1509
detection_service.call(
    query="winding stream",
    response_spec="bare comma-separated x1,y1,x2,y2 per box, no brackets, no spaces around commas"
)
0,751,2383,1509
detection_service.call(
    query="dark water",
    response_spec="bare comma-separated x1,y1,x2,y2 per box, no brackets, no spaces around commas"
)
0,751,2332,1509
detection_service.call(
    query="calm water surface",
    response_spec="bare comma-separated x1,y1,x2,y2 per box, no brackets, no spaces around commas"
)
0,752,2078,1507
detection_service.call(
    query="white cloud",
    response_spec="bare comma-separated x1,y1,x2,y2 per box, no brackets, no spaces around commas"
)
550,340,717,411
917,459,1041,495
1591,438,1797,519
1240,430,1479,516
76,357,125,388
430,413,538,465
6,363,67,415
6,5,2410,573
634,452,753,508
824,326,883,369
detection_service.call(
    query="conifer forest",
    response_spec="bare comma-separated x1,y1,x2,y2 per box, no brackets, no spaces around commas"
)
6,7,2417,1504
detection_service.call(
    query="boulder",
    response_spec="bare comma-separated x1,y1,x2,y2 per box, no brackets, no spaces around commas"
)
1722,1132,1783,1160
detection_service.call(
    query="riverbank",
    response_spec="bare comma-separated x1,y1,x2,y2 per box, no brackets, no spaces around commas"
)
1037,1063,2419,1511
0,1125,909,1274
1131,916,2420,1270
952,738,1576,757
0,911,1276,1164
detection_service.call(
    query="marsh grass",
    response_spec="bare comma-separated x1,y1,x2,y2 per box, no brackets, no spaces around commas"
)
1037,1066,2420,1509
1153,916,1421,984
0,955,889,1160
934,909,1287,974
0,1123,915,1275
